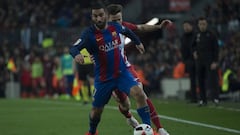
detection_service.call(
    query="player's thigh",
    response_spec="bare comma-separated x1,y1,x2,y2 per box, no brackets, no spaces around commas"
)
112,89,129,103
117,70,138,95
93,81,116,108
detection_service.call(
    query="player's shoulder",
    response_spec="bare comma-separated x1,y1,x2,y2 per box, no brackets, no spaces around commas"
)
122,21,135,26
82,26,94,33
122,21,137,30
80,26,95,38
108,22,122,28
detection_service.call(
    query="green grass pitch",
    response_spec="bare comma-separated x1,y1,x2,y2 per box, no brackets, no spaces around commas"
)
0,98,239,135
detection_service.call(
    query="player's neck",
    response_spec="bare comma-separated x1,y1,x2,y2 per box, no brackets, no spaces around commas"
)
94,23,108,30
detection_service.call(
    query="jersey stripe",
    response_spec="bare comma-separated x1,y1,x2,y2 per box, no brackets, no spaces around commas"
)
94,30,107,81
108,25,121,78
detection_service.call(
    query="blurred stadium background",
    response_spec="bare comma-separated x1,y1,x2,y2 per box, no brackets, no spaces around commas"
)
1,0,240,100
0,0,240,135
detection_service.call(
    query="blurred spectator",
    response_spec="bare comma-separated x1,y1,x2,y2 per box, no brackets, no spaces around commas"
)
42,53,54,97
180,20,197,103
52,56,65,98
31,56,45,97
0,0,239,100
222,63,240,93
192,17,219,106
0,56,9,98
60,47,75,99
172,60,186,79
20,62,32,98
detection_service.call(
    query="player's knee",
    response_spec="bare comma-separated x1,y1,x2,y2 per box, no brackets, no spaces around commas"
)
130,86,145,100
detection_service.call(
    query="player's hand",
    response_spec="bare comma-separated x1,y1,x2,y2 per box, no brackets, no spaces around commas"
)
136,43,145,54
74,54,84,64
193,51,198,60
210,62,218,70
159,19,172,29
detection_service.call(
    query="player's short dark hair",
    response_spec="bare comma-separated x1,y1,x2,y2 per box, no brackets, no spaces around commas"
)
198,16,207,22
91,1,105,10
106,4,123,15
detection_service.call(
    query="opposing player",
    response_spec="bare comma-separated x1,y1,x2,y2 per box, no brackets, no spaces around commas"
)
106,4,171,135
69,3,152,135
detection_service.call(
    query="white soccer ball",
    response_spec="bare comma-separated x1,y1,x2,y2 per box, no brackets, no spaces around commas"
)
133,124,154,135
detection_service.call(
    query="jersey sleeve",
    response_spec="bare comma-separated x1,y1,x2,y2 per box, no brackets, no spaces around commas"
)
122,21,138,31
69,29,89,58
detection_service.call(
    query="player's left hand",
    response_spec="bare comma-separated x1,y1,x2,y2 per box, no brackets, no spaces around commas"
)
136,43,145,54
159,19,172,29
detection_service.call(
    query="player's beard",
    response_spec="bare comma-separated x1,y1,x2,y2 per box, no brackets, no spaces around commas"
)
95,20,106,30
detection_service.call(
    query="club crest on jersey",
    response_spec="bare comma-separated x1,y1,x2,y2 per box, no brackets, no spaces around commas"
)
112,31,117,37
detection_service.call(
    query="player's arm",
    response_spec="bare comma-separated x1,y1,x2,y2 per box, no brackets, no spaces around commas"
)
121,26,145,54
69,31,88,64
192,34,198,60
136,19,172,32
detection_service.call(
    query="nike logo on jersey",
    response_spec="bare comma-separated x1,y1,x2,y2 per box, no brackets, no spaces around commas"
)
96,37,103,42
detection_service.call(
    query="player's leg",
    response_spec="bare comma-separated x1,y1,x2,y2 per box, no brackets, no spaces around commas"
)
118,71,151,126
129,66,169,134
138,84,169,135
87,107,102,135
112,90,139,128
86,80,114,135
197,63,207,106
130,85,151,125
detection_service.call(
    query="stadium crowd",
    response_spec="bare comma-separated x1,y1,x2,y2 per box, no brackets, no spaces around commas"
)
0,0,239,99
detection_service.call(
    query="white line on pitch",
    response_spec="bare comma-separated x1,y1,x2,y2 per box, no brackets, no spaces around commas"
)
38,100,240,134
105,106,240,134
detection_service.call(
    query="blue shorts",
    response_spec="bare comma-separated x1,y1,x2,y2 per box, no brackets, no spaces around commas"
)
92,70,138,108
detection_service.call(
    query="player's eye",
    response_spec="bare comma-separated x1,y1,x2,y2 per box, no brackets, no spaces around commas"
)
98,13,104,17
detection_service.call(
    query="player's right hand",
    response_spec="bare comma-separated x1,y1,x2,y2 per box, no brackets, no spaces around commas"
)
74,54,84,64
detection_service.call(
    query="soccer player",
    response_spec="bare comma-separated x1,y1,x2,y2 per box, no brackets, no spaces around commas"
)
69,3,151,135
106,4,171,135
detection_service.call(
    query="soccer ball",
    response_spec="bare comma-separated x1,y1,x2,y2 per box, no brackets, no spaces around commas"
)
133,124,154,135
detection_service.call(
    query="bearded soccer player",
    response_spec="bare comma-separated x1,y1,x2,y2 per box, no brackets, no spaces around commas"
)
69,2,152,135
106,4,171,135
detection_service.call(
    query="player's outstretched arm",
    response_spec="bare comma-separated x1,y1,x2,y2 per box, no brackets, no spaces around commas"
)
136,19,172,32
122,26,142,46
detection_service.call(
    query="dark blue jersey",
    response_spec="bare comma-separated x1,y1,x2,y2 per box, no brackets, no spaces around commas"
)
69,22,141,82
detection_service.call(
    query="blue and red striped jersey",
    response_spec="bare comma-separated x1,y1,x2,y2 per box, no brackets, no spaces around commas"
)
69,22,141,82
